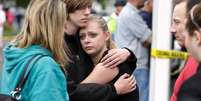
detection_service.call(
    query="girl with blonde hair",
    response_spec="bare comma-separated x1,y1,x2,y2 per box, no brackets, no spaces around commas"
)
0,0,70,100
76,14,139,101
64,0,138,100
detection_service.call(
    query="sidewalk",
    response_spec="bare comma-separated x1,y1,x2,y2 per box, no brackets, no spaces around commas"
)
0,41,7,73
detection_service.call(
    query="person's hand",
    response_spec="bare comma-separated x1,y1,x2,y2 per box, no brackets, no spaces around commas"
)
81,63,119,84
114,73,136,95
101,49,130,68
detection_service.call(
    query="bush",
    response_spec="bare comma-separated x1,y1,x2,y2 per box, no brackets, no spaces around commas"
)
3,22,18,36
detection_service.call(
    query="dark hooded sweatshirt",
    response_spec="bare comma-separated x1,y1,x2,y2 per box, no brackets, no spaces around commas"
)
64,34,139,101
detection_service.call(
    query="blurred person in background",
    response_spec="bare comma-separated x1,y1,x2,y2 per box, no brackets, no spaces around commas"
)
0,4,6,48
3,7,14,26
138,0,153,67
170,0,201,101
115,0,152,100
15,7,25,30
139,0,153,30
107,0,127,39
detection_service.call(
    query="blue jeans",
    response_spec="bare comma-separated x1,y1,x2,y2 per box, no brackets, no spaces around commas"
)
133,68,149,101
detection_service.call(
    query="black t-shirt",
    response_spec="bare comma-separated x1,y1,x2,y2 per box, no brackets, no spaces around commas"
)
178,63,201,101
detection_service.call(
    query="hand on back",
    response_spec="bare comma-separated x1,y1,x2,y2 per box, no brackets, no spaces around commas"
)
81,63,119,84
101,49,130,68
114,73,137,95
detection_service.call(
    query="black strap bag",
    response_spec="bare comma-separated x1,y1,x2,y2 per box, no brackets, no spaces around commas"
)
0,55,44,101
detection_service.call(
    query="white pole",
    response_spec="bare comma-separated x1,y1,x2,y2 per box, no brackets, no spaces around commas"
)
149,0,172,101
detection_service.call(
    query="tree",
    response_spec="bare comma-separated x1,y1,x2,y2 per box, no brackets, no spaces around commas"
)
16,0,29,8
97,0,108,9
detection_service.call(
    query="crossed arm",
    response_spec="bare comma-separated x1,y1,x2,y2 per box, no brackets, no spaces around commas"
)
67,48,137,101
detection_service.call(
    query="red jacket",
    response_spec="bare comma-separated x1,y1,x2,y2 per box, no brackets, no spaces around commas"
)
170,55,198,101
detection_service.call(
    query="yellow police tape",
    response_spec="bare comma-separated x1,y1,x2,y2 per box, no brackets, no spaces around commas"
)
151,49,188,60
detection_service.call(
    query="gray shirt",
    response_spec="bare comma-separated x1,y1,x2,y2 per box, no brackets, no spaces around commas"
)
115,3,151,69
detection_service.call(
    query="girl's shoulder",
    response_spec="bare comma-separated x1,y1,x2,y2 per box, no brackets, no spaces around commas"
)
31,55,62,75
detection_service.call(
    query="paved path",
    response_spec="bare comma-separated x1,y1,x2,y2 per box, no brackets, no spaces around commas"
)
0,41,8,71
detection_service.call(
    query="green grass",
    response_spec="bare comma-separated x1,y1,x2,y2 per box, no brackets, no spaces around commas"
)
3,36,15,41
3,23,18,41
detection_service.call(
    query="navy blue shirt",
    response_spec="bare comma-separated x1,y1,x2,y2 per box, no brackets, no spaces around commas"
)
139,10,152,29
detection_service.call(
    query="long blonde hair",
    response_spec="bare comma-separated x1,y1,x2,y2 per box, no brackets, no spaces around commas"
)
13,0,70,67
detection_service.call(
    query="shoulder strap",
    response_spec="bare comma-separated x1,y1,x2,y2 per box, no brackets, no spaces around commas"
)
11,55,44,96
